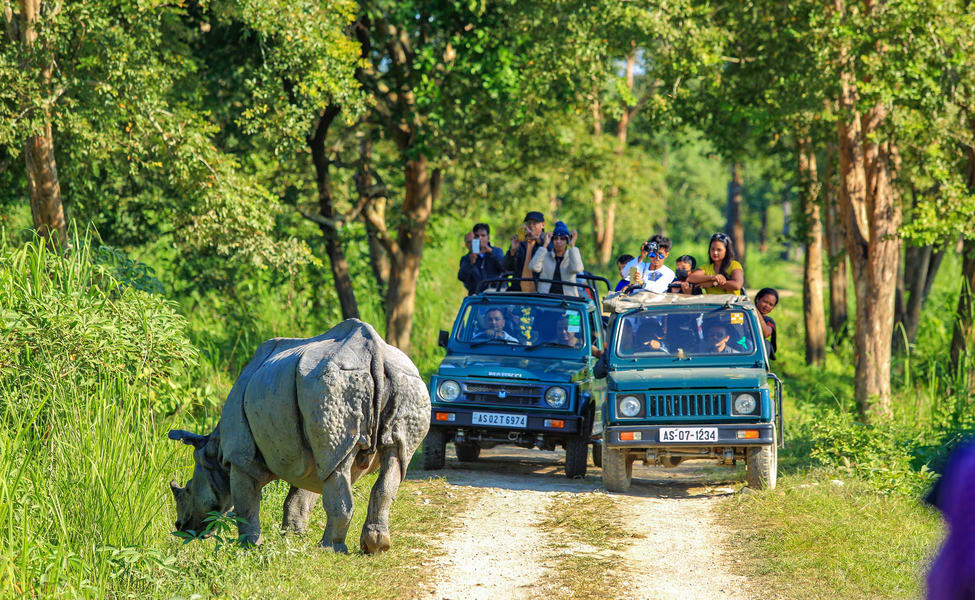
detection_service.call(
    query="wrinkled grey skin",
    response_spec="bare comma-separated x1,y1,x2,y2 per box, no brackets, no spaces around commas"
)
169,319,430,553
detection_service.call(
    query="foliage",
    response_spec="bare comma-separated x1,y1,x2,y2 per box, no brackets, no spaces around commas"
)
0,0,339,270
0,230,196,410
807,412,936,496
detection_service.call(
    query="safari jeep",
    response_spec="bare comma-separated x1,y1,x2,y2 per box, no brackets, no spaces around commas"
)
595,292,783,492
422,278,607,478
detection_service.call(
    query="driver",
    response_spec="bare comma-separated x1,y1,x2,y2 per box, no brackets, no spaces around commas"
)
473,307,520,342
705,322,738,353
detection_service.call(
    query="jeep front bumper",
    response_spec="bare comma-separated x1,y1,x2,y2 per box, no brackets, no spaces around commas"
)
429,406,583,435
605,423,774,448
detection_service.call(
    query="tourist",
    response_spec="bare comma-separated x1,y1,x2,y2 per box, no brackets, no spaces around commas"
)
621,234,674,294
687,232,744,295
457,223,505,295
614,254,635,292
668,254,698,294
505,211,546,291
530,221,584,296
755,287,779,360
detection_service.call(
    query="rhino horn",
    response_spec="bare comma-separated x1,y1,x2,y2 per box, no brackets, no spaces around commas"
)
168,429,208,449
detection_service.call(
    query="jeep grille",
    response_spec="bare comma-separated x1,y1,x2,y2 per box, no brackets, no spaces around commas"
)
463,382,542,406
646,393,729,417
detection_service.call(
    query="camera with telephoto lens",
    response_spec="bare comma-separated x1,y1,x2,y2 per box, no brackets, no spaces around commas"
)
642,241,659,255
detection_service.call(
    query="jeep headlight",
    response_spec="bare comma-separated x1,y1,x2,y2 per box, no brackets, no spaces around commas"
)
618,395,642,418
437,380,461,402
545,386,567,408
733,393,758,415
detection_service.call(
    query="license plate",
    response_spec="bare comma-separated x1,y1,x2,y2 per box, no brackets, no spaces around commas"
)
472,412,527,428
659,427,718,443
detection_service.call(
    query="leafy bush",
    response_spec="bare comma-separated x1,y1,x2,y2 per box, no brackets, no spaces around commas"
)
809,412,936,497
0,232,196,414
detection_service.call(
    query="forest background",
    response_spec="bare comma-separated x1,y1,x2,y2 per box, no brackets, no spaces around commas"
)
1,0,974,598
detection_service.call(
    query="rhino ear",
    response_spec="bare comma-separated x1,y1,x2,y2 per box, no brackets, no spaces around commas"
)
170,480,184,498
168,429,208,449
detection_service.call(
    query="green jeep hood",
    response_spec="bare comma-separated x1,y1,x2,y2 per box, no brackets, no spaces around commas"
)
609,367,767,391
437,354,589,383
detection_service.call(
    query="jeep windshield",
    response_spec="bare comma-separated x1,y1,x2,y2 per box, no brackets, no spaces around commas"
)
454,301,587,353
615,308,759,358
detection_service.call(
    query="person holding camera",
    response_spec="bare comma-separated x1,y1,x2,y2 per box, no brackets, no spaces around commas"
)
505,211,547,292
530,221,584,296
458,223,506,295
621,234,675,294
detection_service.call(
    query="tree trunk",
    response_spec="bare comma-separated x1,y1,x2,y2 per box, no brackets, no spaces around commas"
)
591,97,615,266
759,204,768,252
359,138,390,299
385,156,439,352
726,162,746,267
835,63,901,419
894,244,944,349
823,142,849,338
951,240,975,381
781,189,793,261
799,136,826,366
950,124,975,380
309,106,360,321
20,0,66,246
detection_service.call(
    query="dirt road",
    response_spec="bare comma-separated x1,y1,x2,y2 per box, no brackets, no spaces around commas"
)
414,446,751,600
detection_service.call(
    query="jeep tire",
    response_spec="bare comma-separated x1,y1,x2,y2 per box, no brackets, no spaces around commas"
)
455,441,480,462
422,428,447,470
591,441,602,468
746,433,778,490
601,438,632,492
564,436,589,478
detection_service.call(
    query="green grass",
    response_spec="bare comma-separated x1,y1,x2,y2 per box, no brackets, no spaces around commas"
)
725,475,942,600
537,493,629,599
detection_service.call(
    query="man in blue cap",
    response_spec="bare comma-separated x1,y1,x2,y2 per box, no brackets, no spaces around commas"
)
505,211,546,291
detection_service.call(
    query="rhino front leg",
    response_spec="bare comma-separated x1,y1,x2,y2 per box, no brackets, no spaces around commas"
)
319,453,355,553
360,448,402,554
230,466,263,546
281,485,318,535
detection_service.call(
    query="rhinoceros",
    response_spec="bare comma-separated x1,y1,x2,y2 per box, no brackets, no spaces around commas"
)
168,319,430,553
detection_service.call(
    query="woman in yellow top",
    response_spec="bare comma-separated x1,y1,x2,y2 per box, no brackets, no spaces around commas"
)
687,232,744,295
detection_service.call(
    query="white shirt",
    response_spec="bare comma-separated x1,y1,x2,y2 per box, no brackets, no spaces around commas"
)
622,259,675,294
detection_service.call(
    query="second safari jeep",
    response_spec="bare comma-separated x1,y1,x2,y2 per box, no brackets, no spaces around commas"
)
422,279,606,478
595,292,783,492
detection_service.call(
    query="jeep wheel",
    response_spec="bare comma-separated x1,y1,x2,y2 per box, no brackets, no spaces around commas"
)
564,436,589,478
746,433,778,490
662,456,683,468
601,438,632,492
591,441,602,468
455,441,480,462
422,429,447,470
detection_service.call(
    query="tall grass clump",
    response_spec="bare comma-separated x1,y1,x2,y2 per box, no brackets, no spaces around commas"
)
0,232,195,597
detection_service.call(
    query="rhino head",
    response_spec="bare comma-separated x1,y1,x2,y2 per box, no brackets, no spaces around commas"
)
168,429,232,535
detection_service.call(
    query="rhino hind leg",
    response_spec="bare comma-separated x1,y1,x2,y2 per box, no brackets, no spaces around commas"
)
318,454,355,553
230,467,263,546
281,485,318,535
360,448,402,554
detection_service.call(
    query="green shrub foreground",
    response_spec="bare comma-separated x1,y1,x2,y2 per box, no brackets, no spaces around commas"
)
0,233,196,596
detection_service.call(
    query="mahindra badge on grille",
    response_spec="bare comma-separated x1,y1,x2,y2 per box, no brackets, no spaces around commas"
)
498,390,507,398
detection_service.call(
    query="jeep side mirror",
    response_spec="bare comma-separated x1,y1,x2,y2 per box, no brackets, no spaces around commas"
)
438,330,449,348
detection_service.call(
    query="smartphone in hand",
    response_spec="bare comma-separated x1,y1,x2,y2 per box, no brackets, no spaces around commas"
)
471,238,480,253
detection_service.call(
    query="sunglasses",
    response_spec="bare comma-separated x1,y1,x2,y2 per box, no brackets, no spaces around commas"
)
646,252,664,259
711,233,730,242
